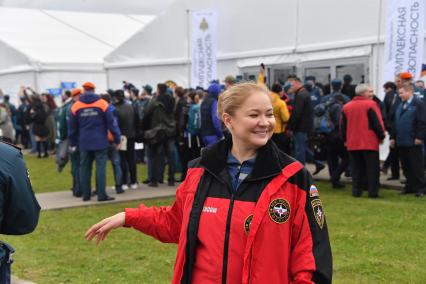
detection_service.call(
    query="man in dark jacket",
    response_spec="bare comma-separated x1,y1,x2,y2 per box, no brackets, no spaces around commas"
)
325,95,349,188
0,141,40,283
200,83,223,147
68,82,121,202
390,83,426,197
341,84,385,198
114,90,138,189
287,77,324,174
142,83,176,187
381,81,400,180
173,86,188,181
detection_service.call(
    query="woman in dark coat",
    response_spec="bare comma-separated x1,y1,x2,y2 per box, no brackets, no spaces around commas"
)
28,95,49,158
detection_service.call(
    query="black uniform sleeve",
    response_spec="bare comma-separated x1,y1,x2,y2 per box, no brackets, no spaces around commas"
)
292,168,333,283
0,146,40,235
367,108,385,140
414,101,426,141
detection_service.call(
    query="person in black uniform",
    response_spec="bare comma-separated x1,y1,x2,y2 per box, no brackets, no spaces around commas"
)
0,141,40,283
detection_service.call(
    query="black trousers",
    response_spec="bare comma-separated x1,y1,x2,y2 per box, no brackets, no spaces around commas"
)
383,147,400,178
398,146,426,194
149,138,176,183
181,134,203,179
119,137,137,185
349,150,380,198
326,134,349,185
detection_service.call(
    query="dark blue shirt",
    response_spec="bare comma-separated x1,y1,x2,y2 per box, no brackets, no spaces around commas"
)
226,152,256,192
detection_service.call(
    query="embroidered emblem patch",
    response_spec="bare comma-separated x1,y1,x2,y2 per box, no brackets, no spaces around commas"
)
244,214,253,234
311,199,324,229
310,184,319,197
268,198,291,224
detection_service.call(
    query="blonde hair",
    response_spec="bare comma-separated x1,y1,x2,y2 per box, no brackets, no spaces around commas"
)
217,82,270,120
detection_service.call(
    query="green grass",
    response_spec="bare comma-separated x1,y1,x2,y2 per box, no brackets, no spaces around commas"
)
4,183,426,283
24,154,149,193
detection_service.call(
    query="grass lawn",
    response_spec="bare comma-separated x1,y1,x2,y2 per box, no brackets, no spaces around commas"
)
24,154,149,193
4,182,426,283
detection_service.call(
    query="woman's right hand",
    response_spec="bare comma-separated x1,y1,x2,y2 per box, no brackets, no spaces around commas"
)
85,212,126,245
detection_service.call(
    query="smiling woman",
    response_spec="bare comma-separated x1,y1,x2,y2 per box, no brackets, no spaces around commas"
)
219,83,275,161
86,82,333,284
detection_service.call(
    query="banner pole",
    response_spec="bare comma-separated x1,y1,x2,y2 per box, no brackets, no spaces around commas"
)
186,9,191,88
375,0,383,97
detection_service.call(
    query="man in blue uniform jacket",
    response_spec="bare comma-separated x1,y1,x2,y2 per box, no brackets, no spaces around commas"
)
0,141,40,283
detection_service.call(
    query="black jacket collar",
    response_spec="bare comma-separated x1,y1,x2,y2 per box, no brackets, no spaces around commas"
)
199,137,295,181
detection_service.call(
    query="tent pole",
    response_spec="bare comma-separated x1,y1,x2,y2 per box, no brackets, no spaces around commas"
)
186,9,191,88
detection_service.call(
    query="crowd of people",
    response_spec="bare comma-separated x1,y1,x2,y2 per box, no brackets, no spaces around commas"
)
1,69,426,201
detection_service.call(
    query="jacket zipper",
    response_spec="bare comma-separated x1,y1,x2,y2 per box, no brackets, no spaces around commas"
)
221,193,235,284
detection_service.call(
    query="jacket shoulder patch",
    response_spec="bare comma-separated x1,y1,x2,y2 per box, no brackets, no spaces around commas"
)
311,198,324,229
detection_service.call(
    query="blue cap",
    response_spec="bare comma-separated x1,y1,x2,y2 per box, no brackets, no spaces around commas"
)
331,78,342,87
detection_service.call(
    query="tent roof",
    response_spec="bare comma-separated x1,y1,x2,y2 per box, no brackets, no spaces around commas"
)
105,0,425,69
0,7,154,71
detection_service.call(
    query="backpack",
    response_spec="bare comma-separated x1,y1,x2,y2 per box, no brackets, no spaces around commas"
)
313,101,334,134
187,104,201,135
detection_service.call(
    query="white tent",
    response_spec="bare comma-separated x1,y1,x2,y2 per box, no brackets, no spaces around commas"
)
0,7,154,104
105,0,426,95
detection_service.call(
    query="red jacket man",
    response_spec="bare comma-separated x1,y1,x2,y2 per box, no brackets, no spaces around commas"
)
341,84,385,198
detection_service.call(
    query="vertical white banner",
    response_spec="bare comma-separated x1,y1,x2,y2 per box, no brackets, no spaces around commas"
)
191,10,218,89
383,0,425,83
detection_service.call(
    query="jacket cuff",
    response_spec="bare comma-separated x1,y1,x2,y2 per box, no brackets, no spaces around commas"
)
124,208,140,227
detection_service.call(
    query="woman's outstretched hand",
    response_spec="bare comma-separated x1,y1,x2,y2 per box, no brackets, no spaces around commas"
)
85,212,126,245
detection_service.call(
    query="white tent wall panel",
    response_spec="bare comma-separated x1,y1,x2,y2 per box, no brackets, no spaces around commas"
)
297,0,384,50
0,71,36,105
37,71,108,93
107,64,189,90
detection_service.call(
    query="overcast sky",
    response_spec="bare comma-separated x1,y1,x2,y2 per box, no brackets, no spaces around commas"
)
0,0,174,14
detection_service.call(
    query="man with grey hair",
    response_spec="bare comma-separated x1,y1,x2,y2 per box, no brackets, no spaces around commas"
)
341,84,385,198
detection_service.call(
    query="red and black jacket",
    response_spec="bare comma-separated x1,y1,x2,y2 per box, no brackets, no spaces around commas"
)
125,139,332,283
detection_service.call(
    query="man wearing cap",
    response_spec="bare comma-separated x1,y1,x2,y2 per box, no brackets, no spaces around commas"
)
68,89,82,197
68,82,121,202
399,72,423,99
